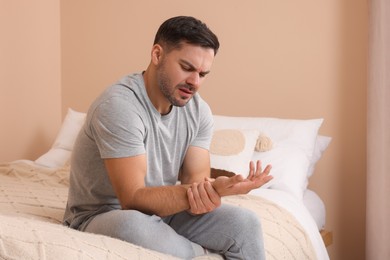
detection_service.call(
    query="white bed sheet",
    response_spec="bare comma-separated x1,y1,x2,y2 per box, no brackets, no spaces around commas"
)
303,189,326,230
249,188,329,260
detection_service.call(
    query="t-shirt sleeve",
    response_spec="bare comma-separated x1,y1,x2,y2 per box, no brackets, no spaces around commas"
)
89,96,146,159
190,98,214,150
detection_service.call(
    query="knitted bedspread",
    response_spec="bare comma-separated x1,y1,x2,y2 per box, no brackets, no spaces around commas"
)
0,162,316,260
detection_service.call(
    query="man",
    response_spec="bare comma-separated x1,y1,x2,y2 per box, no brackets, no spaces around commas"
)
63,16,272,259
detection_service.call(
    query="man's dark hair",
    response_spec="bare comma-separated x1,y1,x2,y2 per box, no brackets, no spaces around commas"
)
153,16,220,55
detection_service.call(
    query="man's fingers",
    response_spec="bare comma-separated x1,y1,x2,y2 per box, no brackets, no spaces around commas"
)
256,160,262,175
247,161,255,179
187,188,197,212
197,181,214,211
256,164,273,186
191,182,207,213
262,164,272,175
204,181,221,207
188,181,221,215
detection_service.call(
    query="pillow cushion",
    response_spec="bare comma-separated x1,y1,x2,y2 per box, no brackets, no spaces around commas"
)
251,147,310,199
307,135,332,177
210,129,259,176
212,115,323,199
51,108,86,151
35,108,86,168
35,148,72,169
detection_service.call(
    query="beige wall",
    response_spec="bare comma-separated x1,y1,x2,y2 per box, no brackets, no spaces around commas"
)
0,0,62,161
2,1,367,259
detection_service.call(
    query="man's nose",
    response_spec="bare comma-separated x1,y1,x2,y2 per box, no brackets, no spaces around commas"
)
186,72,200,86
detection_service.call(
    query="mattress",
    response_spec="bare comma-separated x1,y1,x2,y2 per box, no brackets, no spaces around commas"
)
0,160,329,259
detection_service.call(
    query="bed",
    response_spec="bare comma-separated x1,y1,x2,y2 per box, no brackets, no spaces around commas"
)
0,109,331,260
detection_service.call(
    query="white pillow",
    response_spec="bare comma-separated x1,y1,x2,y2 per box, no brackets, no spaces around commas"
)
252,147,310,199
210,129,260,175
35,108,86,168
212,115,323,199
307,135,332,177
35,148,72,169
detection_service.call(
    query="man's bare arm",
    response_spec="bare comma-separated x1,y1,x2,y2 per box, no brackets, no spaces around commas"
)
180,146,221,214
105,150,272,218
180,147,273,214
104,155,192,217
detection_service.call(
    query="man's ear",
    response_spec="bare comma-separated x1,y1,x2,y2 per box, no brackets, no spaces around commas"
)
151,44,164,65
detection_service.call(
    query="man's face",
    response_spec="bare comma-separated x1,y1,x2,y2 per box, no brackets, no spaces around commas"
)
155,43,215,108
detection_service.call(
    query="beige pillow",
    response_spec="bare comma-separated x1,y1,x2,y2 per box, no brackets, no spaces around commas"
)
210,129,259,176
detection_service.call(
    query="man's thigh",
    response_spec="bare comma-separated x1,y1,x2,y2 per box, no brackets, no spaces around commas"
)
83,209,202,258
167,204,264,258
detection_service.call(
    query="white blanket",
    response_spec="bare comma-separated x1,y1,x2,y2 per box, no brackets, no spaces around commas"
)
0,161,325,259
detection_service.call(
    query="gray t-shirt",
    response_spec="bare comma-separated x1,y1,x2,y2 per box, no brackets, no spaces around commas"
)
63,73,213,229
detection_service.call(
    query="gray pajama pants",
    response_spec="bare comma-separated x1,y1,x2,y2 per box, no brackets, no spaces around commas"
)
83,204,265,259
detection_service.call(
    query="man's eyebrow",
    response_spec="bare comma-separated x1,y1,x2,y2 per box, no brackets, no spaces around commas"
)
179,59,211,75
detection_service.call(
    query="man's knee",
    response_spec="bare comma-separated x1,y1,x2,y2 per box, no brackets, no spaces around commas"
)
85,210,157,240
216,205,261,237
111,210,162,239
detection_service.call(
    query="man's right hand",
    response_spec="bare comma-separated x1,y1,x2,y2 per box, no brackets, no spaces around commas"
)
186,180,221,215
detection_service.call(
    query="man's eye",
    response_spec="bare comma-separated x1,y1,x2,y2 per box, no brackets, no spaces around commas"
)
181,65,191,71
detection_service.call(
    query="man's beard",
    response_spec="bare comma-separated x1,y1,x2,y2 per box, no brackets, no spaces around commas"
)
157,67,193,108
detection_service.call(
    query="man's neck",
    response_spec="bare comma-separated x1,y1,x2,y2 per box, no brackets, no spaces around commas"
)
142,67,172,115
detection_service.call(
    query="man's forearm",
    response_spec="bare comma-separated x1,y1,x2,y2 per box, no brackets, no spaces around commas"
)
126,184,191,217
